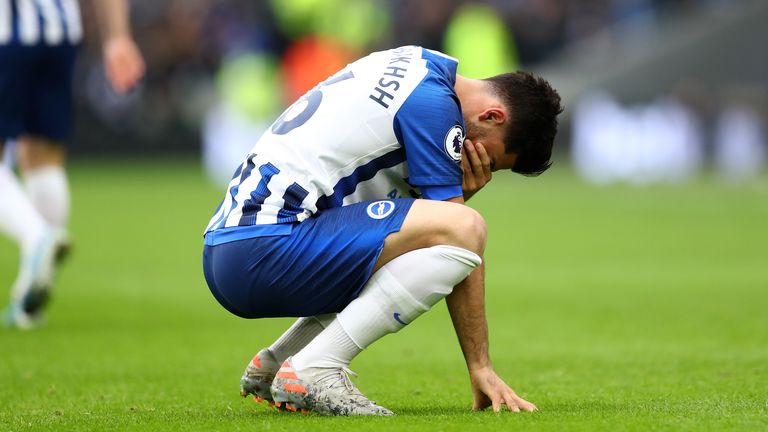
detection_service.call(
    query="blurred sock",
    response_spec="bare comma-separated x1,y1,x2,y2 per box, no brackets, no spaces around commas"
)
0,165,47,255
24,165,70,229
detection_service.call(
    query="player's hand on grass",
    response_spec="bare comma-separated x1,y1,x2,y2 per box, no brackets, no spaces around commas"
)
469,366,537,413
103,36,145,94
461,139,492,200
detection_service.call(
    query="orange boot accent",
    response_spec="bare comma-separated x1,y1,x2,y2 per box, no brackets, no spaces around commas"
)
276,371,299,380
283,383,308,394
251,355,262,368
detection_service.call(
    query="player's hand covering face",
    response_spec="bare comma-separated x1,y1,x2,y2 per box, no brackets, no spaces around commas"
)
461,139,492,199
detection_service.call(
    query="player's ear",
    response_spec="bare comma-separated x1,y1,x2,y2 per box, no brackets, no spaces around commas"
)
478,108,506,126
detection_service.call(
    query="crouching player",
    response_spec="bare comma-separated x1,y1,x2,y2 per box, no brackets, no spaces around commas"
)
202,46,562,415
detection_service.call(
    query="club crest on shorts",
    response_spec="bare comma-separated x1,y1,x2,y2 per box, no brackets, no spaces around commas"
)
444,125,464,162
366,200,395,219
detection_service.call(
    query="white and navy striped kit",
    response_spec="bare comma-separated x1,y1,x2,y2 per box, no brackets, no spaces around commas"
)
205,46,466,245
0,0,82,46
0,0,82,141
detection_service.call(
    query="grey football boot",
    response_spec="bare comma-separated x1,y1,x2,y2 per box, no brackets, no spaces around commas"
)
240,348,281,405
270,356,393,416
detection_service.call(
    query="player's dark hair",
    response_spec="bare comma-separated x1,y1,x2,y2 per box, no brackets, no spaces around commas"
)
484,72,563,176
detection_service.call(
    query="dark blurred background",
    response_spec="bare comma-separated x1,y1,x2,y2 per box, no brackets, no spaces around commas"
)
70,0,767,184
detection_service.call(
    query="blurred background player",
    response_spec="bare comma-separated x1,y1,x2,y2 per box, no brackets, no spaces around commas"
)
0,0,145,329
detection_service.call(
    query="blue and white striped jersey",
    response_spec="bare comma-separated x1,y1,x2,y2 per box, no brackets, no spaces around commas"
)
205,46,465,245
0,0,82,46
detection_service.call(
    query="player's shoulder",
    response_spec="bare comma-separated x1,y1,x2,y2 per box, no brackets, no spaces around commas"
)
396,47,460,112
358,46,458,80
420,48,459,83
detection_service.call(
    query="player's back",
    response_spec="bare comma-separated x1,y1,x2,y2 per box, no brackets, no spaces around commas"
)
206,46,465,241
249,47,430,208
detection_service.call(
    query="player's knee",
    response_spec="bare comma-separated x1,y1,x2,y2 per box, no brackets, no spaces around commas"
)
434,206,486,254
18,137,65,170
387,201,487,262
458,207,487,252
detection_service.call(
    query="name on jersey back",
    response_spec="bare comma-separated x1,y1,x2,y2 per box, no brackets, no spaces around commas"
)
368,46,415,109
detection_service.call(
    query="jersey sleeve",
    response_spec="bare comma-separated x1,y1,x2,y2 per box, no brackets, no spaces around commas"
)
393,64,464,194
420,184,463,201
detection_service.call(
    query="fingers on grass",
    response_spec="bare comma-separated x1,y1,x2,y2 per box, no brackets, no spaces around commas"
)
508,401,521,413
501,391,519,412
513,395,537,412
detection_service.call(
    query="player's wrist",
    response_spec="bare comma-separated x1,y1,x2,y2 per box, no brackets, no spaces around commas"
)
104,34,135,49
466,359,493,373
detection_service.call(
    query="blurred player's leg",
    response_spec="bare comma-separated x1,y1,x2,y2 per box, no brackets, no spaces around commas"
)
272,245,481,415
16,40,76,236
1,25,76,329
0,149,47,257
240,314,334,403
0,149,62,328
18,138,70,230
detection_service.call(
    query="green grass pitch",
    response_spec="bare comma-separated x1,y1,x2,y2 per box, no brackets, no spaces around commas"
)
1,158,767,431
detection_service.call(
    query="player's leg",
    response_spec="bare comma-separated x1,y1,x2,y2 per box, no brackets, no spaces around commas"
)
0,43,47,254
0,42,62,328
19,43,77,232
269,315,337,363
0,141,49,254
0,141,62,328
374,198,486,271
272,200,485,414
290,199,484,368
17,136,70,230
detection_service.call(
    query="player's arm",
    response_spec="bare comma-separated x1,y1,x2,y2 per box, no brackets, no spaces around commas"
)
91,0,145,94
461,139,492,201
443,218,537,413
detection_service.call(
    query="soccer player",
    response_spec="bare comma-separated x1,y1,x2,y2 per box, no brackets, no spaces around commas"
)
0,0,144,328
202,46,562,415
